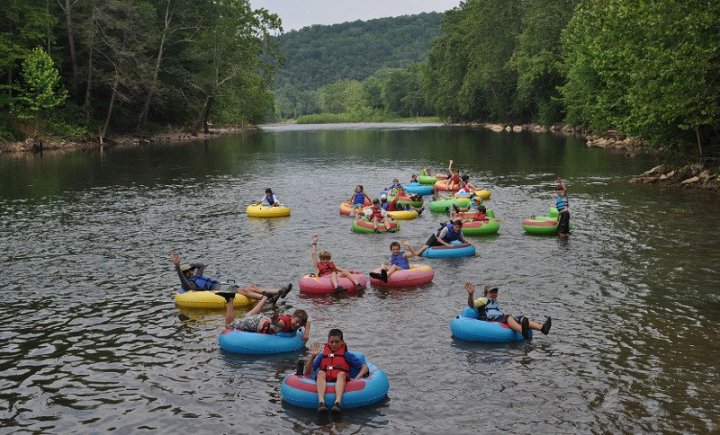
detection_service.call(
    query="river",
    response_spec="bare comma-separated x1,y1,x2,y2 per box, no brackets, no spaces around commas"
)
1,123,719,434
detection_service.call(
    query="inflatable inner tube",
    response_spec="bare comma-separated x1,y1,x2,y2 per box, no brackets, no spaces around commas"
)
352,218,399,234
429,197,471,213
405,182,434,196
387,209,418,220
450,307,529,343
175,290,253,309
246,204,291,218
299,273,368,294
219,329,304,354
281,352,389,409
522,207,572,235
422,241,476,258
461,219,500,236
339,198,372,216
368,264,434,288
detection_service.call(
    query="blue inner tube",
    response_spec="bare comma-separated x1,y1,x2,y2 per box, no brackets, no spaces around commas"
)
281,352,390,409
450,307,529,343
218,328,304,355
422,240,476,258
405,182,434,196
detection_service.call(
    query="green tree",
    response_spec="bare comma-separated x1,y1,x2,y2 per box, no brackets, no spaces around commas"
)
16,46,68,135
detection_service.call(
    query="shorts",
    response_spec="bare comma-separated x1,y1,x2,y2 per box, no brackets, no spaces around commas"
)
230,315,269,333
353,202,364,209
487,315,521,324
558,210,570,234
424,234,442,247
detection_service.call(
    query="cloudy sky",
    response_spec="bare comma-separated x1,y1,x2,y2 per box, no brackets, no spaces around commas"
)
249,0,461,32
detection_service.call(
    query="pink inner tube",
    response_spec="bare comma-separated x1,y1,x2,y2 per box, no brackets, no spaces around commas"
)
339,198,372,216
299,273,368,294
369,264,434,288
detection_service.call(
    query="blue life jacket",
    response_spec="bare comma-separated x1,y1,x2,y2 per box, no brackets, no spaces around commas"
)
381,201,389,211
390,251,410,270
353,191,365,205
189,274,219,290
442,224,461,243
478,299,503,320
264,194,277,206
556,194,568,212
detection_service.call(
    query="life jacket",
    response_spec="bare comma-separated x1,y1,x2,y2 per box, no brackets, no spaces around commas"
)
260,314,293,334
370,206,384,221
317,261,337,277
478,299,503,320
188,274,219,290
264,194,277,206
386,200,398,211
390,251,410,269
442,223,461,243
353,191,365,205
556,194,569,212
380,201,389,211
319,343,351,381
450,174,460,183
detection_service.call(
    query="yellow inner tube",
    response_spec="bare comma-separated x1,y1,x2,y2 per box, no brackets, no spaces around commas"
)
175,291,253,309
387,209,418,220
246,204,291,217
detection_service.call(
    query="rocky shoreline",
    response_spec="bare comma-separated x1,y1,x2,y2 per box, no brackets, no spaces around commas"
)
0,126,253,154
458,122,719,193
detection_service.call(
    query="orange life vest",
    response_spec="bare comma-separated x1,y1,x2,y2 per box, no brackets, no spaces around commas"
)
317,261,337,277
319,343,351,381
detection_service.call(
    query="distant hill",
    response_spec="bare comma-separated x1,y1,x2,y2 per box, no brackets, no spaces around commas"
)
274,12,443,92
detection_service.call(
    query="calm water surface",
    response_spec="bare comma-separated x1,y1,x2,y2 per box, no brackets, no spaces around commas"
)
1,123,719,434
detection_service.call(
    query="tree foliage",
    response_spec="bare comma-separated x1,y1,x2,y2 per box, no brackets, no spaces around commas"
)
15,46,68,133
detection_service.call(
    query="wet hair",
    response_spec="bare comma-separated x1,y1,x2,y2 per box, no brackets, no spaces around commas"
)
390,241,401,249
319,250,332,260
292,309,308,326
265,188,272,194
328,328,344,340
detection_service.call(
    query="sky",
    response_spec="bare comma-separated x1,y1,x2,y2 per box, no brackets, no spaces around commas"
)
249,0,461,32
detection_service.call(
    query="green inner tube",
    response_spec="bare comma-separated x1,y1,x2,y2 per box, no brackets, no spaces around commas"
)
418,175,437,185
462,219,500,236
351,219,400,234
429,197,471,213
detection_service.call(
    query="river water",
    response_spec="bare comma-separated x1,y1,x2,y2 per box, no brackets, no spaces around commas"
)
1,123,719,434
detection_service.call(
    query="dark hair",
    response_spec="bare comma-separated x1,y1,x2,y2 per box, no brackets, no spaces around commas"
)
328,328,344,340
453,219,463,227
357,185,364,191
292,309,308,326
265,188,272,194
390,241,400,249
461,175,470,182
373,198,380,205
478,205,486,213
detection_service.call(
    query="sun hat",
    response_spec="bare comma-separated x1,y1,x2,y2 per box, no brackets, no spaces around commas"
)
484,284,498,292
180,264,194,272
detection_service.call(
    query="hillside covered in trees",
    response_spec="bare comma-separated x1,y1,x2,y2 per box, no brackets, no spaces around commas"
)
1,0,281,147
273,13,442,119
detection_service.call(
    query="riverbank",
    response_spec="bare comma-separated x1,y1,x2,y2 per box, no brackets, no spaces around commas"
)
0,126,254,155
456,121,720,193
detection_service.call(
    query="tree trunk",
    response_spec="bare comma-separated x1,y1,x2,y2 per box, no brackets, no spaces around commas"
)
137,0,172,132
59,0,79,99
191,95,213,136
695,125,703,161
203,95,213,134
101,75,118,143
84,2,96,126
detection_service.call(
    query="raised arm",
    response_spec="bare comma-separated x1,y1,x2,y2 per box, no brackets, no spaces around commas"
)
311,235,319,266
302,319,311,343
466,282,475,308
304,342,321,375
402,240,418,258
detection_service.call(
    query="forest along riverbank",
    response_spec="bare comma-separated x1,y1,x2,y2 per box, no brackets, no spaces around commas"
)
0,126,255,154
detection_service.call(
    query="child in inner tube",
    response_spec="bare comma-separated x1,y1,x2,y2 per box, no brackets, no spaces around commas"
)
215,289,310,343
259,188,280,207
311,235,364,292
465,282,551,339
415,219,471,256
369,240,418,283
304,328,368,413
